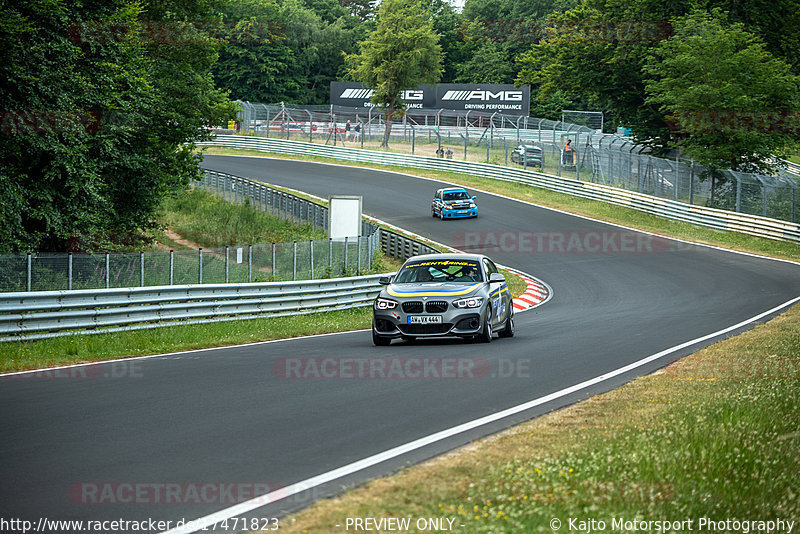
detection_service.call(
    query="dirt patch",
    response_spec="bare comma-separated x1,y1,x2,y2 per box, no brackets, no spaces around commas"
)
162,229,203,250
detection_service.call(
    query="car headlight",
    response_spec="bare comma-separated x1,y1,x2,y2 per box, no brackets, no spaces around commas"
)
375,298,398,310
453,297,484,309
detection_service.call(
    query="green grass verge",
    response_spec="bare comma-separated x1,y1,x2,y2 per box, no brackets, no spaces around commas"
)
276,303,800,533
158,188,326,247
1,308,372,373
201,147,800,262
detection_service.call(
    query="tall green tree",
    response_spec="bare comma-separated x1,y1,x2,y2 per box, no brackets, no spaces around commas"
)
213,0,301,103
346,0,442,146
517,0,800,135
426,0,464,83
517,0,686,139
644,10,800,172
0,0,236,253
459,0,580,109
213,0,363,104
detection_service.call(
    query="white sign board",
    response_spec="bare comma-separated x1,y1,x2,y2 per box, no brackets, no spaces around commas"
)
328,196,362,240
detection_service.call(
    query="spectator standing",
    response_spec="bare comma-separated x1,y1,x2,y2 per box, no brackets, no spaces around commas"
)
563,139,575,165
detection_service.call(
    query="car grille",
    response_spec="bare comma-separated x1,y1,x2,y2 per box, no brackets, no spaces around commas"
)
425,301,448,313
402,301,423,314
398,324,453,335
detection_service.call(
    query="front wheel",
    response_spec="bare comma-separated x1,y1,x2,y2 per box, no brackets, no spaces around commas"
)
498,310,514,338
475,311,492,343
372,329,391,346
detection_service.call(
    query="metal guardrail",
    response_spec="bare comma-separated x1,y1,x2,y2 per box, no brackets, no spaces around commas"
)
0,168,445,339
199,136,800,244
237,102,800,223
0,275,386,342
781,159,800,177
202,169,332,232
202,169,441,261
380,228,439,260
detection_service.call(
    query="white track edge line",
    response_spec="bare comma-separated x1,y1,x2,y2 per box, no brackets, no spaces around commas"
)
160,294,800,534
0,329,370,378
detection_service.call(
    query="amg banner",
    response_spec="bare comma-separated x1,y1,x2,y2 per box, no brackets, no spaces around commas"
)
330,82,530,115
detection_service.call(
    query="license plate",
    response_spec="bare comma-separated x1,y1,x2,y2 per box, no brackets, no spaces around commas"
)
407,315,442,324
457,210,468,214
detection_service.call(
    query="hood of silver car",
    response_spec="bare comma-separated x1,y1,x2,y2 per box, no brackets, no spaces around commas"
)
384,282,482,298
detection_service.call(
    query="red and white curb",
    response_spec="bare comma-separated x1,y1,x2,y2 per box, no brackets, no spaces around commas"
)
509,270,551,312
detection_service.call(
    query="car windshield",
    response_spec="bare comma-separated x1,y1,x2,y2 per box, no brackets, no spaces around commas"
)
443,191,469,201
395,259,483,283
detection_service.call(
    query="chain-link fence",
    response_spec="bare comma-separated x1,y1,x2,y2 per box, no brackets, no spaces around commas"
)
0,171,382,292
233,102,799,223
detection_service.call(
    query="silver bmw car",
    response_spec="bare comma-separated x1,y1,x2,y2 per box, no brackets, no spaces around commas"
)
372,253,514,345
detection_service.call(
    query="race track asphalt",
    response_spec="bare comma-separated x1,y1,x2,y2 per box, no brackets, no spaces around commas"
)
1,154,799,532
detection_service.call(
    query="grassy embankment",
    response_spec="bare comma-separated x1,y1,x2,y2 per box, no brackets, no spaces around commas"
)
158,188,327,248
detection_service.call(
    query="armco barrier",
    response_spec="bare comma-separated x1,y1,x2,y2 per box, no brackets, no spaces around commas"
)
0,275,385,341
202,169,440,261
380,228,439,260
198,136,800,244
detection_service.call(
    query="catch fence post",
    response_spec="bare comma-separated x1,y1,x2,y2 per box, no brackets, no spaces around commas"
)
344,236,349,274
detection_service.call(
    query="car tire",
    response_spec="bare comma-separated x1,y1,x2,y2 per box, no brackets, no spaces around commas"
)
372,329,391,346
432,210,437,218
475,310,492,343
498,310,514,338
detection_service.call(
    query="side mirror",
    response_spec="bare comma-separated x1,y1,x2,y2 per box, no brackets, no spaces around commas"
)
378,276,391,285
471,196,477,200
489,273,506,284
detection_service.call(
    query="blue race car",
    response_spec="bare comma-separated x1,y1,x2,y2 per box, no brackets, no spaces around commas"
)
431,187,478,219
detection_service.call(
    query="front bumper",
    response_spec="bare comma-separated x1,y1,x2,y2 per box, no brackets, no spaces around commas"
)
441,207,477,219
373,308,484,339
